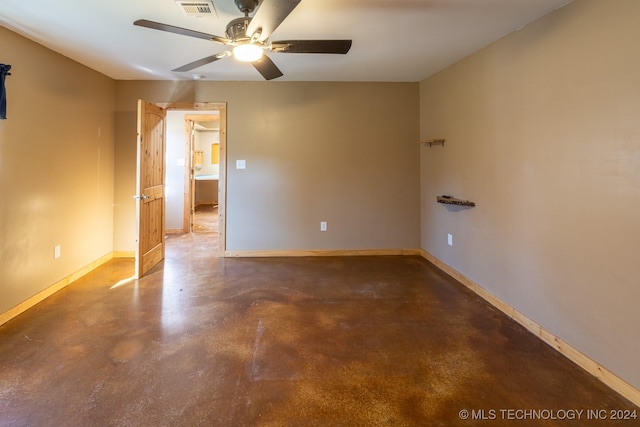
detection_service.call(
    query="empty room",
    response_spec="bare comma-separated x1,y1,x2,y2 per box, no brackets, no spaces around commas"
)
0,0,638,425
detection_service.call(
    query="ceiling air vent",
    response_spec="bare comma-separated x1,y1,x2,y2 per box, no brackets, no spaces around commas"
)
174,0,218,17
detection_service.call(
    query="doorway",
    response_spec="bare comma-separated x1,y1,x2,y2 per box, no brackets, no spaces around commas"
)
162,103,227,258
187,115,221,235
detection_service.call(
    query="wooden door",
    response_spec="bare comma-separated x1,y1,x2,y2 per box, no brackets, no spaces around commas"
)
135,100,166,278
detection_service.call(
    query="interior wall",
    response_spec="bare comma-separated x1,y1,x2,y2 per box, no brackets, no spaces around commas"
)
166,110,187,231
164,110,185,231
114,81,420,253
419,0,640,391
0,26,116,314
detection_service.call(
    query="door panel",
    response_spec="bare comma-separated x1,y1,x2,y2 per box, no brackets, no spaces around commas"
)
136,100,166,278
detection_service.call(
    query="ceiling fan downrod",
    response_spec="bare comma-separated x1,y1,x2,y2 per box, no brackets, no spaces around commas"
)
234,0,259,14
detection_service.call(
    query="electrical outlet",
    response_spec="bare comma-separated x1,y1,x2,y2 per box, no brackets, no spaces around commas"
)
54,245,61,259
447,234,453,246
320,221,327,232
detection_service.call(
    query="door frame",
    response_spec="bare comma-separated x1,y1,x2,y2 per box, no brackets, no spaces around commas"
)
158,102,227,257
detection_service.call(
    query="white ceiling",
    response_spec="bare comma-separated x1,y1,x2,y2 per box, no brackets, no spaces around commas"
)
0,0,571,82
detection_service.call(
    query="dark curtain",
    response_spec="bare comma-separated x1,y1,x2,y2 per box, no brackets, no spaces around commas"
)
0,64,11,120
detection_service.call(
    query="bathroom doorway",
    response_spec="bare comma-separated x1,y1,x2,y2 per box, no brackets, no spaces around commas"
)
184,109,227,257
162,103,227,257
187,115,221,234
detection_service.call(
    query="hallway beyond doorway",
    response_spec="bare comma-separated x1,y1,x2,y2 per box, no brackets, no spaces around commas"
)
192,204,219,235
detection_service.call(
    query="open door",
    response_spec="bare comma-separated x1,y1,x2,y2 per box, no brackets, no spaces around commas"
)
135,100,166,278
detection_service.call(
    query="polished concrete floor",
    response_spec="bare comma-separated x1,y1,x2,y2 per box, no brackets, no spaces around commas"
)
192,204,218,234
1,230,637,426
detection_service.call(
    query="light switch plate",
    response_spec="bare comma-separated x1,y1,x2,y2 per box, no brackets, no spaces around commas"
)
236,159,246,169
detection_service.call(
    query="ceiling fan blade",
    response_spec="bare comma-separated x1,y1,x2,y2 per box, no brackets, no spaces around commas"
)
172,52,231,72
252,54,284,80
134,19,231,44
270,40,352,54
246,0,301,42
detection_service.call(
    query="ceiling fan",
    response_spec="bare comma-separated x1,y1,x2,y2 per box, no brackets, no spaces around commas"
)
134,0,352,80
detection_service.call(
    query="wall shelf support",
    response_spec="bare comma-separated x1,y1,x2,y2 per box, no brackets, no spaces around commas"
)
419,138,445,147
437,195,475,207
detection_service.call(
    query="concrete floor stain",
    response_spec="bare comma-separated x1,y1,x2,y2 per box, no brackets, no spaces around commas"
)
0,232,637,426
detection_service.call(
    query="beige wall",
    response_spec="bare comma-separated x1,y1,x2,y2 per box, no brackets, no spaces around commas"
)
0,27,116,314
419,0,640,390
114,81,420,252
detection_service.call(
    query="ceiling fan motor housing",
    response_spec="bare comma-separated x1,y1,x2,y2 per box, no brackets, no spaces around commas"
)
226,17,251,41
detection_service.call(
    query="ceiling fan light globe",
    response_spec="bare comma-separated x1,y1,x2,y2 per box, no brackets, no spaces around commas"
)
233,44,263,62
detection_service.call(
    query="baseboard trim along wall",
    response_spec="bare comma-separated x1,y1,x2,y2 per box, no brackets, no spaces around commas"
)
3,246,637,406
113,251,135,258
225,249,422,257
419,249,640,408
165,229,184,234
0,252,114,326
